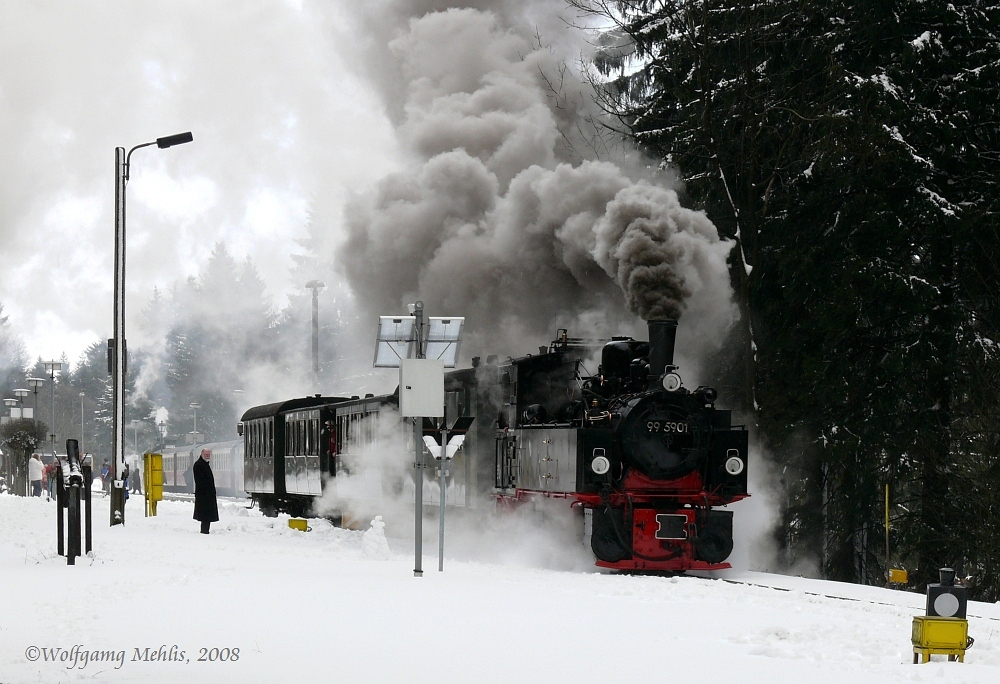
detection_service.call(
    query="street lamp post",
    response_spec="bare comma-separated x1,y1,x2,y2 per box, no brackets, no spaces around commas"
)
190,403,201,444
13,388,29,420
129,419,141,457
305,280,325,386
157,421,167,449
111,131,193,527
79,392,85,453
27,378,44,433
44,361,62,458
3,398,20,494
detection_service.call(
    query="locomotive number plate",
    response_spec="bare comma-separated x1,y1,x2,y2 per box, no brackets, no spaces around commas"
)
645,421,689,434
655,514,688,540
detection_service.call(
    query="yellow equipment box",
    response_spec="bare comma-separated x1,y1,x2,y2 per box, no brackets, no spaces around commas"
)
288,518,310,532
889,568,908,584
912,615,969,663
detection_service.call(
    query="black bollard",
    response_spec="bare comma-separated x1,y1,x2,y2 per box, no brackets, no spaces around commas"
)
67,487,80,565
83,457,92,555
56,464,65,557
65,440,83,565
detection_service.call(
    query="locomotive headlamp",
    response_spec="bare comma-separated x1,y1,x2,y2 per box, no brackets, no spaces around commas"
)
725,454,745,476
591,455,611,475
662,373,683,392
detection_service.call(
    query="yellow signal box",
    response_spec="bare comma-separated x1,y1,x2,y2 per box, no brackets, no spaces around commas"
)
912,616,969,663
144,453,163,517
889,568,908,584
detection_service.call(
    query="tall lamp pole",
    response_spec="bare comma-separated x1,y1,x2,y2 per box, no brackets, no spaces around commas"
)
3,398,19,494
305,280,325,386
13,388,29,418
27,378,44,434
44,361,62,458
111,131,193,526
129,419,141,457
79,392,85,453
190,403,201,444
12,389,29,491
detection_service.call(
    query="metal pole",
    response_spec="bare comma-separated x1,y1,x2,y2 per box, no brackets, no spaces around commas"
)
56,465,64,556
110,146,127,526
413,301,424,578
50,372,56,458
439,416,448,572
83,458,92,554
80,393,84,453
885,483,890,586
312,288,319,379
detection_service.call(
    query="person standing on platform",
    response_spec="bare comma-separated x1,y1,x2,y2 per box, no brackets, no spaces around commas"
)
192,448,219,534
28,454,44,497
44,459,59,499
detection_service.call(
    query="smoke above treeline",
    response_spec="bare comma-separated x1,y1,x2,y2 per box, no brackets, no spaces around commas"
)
1,1,738,420
334,3,737,359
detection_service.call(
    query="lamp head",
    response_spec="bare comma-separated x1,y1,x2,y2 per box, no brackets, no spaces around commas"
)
13,389,29,399
27,377,45,389
156,132,193,149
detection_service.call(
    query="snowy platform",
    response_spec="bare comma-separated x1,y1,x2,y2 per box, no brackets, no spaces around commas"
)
2,493,999,683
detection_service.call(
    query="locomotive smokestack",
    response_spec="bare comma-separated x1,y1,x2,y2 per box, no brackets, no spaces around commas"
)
647,320,678,377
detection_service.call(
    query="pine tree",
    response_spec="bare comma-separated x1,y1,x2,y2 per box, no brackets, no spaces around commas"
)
578,0,1000,594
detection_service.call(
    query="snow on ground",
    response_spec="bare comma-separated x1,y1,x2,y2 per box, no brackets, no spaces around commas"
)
2,493,1000,683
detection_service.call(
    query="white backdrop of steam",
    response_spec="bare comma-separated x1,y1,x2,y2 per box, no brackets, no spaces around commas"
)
336,7,738,364
312,407,594,571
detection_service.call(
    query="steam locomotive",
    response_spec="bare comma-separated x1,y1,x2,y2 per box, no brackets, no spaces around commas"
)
237,319,749,572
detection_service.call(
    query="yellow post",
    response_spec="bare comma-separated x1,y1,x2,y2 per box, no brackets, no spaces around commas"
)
885,483,890,585
144,453,163,517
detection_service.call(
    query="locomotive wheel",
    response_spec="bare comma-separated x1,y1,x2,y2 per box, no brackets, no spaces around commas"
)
693,527,734,564
591,508,631,563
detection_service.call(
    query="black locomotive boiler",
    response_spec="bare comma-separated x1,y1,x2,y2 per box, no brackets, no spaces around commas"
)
237,319,749,572
461,319,750,572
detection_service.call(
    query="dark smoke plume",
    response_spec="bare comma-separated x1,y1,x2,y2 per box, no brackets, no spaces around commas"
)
337,6,736,357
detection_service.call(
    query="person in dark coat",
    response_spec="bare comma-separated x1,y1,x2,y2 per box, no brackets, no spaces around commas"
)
192,448,219,534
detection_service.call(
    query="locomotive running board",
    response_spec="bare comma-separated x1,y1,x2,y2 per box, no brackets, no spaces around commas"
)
596,559,732,572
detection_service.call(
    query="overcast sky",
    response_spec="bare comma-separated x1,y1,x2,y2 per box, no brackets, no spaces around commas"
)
0,0,399,364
